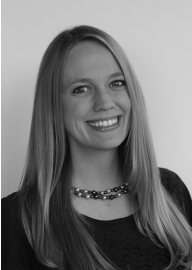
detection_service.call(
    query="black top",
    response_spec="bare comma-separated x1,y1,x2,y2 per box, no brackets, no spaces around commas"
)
2,168,192,270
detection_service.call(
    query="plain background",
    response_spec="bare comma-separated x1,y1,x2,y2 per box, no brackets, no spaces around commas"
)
2,0,192,198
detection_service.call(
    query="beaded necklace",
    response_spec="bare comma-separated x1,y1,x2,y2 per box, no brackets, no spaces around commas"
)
72,182,129,200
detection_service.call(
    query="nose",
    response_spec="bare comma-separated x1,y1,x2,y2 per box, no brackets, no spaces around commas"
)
94,90,115,112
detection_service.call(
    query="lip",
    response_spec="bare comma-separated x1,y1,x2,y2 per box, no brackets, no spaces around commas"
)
86,115,121,132
86,115,121,123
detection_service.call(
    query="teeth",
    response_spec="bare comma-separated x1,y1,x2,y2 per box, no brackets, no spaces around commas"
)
88,117,119,127
108,120,112,125
103,121,108,127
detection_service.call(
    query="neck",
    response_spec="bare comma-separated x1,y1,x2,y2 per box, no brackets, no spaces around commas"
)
69,144,124,191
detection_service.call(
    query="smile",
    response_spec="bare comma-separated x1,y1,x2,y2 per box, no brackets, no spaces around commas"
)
86,116,121,131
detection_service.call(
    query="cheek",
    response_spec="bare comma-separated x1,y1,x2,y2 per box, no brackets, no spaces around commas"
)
63,99,88,132
120,94,132,131
118,92,132,114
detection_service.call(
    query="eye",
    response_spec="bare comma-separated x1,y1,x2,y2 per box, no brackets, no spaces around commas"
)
110,80,125,88
73,86,89,94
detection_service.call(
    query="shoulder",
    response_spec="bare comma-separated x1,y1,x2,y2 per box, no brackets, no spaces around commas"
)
2,192,23,231
2,192,50,269
2,192,32,269
159,167,190,198
159,168,185,193
2,192,21,225
2,192,19,209
1,191,26,244
159,168,192,226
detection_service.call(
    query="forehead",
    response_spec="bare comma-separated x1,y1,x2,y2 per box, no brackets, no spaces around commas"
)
63,41,122,83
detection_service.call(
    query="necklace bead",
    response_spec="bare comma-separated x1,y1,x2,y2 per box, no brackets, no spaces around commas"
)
72,182,129,200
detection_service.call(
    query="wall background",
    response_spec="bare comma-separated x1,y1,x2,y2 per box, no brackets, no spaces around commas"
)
2,0,192,197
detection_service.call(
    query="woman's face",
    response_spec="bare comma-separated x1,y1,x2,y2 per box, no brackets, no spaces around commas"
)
63,41,131,151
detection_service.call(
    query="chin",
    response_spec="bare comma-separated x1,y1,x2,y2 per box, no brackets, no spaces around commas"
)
92,138,125,150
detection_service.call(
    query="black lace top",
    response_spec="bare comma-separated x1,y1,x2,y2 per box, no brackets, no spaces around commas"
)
2,168,192,270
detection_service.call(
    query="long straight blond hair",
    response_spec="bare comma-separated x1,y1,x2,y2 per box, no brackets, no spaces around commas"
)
18,25,192,269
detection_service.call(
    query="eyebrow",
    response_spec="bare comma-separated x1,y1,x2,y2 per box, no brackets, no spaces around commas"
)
66,71,124,88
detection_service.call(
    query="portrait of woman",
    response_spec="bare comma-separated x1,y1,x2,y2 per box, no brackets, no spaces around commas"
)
2,24,192,270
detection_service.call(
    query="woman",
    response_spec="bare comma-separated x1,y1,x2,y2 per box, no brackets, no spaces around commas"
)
2,25,192,270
